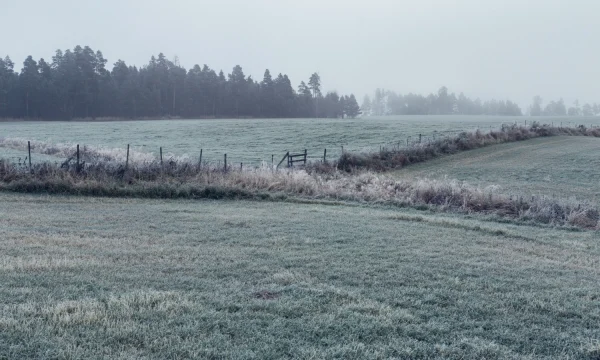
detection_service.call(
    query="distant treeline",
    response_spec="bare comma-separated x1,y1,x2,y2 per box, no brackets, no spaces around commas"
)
528,96,600,117
362,88,600,118
362,87,523,116
0,45,361,120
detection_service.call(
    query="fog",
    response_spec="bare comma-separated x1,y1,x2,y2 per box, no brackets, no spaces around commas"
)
2,0,598,108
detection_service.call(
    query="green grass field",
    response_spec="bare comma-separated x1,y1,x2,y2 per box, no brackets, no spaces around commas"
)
1,193,600,359
393,136,600,203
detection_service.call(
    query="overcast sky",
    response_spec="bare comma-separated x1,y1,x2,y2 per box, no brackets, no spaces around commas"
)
2,0,598,109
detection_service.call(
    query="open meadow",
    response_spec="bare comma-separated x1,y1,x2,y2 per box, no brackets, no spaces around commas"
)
1,116,598,166
4,0,600,357
2,118,600,358
1,193,600,359
393,136,600,203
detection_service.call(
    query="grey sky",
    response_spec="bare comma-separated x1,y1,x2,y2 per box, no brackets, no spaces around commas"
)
2,0,598,109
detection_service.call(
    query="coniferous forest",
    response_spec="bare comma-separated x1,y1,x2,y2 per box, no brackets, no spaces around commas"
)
6,45,597,121
0,45,361,120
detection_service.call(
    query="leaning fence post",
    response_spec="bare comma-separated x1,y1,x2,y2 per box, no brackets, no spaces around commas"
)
199,149,203,167
126,144,130,170
27,141,32,172
276,151,289,169
76,144,80,172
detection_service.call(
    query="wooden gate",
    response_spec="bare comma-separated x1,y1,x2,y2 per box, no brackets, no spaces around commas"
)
276,150,307,168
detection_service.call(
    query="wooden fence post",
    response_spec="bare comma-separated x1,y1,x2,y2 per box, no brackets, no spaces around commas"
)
276,151,289,169
419,134,422,144
323,148,327,163
272,154,274,168
304,149,307,165
240,162,243,171
27,141,32,172
224,154,227,171
126,144,130,170
160,147,163,166
199,149,203,167
76,144,80,172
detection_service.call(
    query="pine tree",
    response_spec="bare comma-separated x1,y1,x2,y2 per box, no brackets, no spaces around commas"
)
19,56,40,118
345,94,361,118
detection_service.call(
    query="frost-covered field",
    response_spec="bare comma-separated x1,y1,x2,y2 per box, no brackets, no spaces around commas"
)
2,116,597,166
1,193,599,358
393,135,600,202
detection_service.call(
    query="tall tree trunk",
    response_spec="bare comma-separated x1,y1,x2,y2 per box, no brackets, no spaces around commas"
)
172,86,176,115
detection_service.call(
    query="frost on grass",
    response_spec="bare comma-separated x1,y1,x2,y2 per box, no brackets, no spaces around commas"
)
0,255,105,271
2,125,600,229
0,290,194,328
1,156,599,229
0,137,157,164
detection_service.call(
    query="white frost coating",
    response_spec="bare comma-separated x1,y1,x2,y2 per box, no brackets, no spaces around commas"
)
0,137,158,164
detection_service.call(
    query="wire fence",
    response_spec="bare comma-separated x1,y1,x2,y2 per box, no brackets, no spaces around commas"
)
2,120,598,172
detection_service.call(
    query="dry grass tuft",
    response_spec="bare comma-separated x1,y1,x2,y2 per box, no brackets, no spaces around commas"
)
253,290,279,300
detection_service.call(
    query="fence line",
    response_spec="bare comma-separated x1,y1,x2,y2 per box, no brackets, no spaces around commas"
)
2,121,596,172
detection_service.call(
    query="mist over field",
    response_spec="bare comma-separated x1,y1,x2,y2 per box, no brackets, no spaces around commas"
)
3,1,600,358
2,0,599,109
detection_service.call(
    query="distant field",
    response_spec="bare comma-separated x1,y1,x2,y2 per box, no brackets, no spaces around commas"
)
1,115,598,166
1,193,599,358
393,136,600,202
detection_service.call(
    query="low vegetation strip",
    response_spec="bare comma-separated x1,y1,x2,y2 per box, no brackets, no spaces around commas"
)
0,157,598,229
337,123,600,172
1,124,599,229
